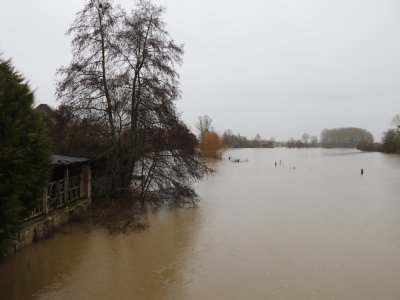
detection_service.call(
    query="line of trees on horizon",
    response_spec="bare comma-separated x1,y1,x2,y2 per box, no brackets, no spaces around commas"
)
195,115,275,157
192,118,385,151
222,130,274,148
286,133,319,148
320,127,374,148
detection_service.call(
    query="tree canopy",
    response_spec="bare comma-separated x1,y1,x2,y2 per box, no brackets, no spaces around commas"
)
0,58,50,256
320,127,373,148
222,130,274,148
201,131,224,158
380,118,400,153
196,115,213,142
57,0,207,213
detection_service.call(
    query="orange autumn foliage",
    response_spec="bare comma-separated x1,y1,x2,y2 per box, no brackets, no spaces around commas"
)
200,131,224,158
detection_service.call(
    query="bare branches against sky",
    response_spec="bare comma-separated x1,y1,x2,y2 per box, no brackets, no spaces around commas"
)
1,0,399,140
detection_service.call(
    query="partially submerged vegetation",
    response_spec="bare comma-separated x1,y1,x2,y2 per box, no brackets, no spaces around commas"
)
200,131,225,158
54,0,209,229
0,0,209,248
286,133,319,148
195,115,224,158
222,130,274,148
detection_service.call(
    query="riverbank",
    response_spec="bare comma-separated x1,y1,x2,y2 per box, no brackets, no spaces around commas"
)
8,198,90,256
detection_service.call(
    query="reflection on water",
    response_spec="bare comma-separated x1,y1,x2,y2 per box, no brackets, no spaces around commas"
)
1,148,400,299
0,209,200,300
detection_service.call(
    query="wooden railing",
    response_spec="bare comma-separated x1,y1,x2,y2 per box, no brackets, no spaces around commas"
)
68,176,81,202
27,175,83,220
29,203,43,219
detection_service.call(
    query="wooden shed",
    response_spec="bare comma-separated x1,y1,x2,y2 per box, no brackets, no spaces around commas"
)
29,155,92,218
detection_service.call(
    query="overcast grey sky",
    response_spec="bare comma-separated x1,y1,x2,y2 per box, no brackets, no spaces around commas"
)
1,0,399,140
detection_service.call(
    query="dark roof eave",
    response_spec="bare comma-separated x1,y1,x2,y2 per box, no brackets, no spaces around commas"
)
51,154,89,166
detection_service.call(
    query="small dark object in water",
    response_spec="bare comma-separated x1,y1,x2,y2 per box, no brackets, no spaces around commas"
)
228,157,231,161
361,169,364,175
275,162,277,167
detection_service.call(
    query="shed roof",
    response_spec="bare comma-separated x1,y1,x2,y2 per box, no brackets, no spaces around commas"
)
52,155,89,165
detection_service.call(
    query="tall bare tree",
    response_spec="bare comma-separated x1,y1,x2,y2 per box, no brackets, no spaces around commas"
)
301,133,310,145
57,0,207,211
195,114,213,142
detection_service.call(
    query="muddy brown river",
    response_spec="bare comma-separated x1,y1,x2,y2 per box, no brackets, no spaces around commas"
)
1,148,400,299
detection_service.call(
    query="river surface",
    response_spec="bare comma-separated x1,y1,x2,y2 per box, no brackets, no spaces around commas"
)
1,148,400,299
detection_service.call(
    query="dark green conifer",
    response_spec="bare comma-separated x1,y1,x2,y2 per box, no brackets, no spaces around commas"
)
0,58,51,257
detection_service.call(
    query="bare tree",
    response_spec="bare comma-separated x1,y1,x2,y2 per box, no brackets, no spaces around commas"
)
196,115,213,142
310,135,318,146
391,114,400,131
57,0,123,181
57,0,208,215
254,134,261,147
301,133,310,145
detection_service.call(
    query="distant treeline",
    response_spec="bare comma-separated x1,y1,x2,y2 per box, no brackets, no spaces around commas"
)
320,127,373,148
199,114,400,154
286,133,319,148
220,126,386,151
222,130,274,148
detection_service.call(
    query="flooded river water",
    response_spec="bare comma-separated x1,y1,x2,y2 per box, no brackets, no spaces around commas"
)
1,148,400,299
